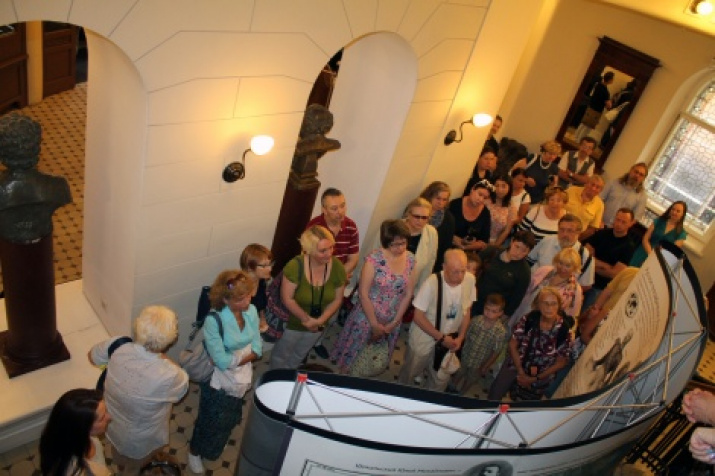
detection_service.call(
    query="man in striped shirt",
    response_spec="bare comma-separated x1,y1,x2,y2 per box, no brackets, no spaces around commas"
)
307,188,360,359
306,187,359,279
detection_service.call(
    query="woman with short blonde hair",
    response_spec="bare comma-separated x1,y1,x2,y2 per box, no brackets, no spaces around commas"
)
511,247,583,328
270,225,346,370
513,139,563,205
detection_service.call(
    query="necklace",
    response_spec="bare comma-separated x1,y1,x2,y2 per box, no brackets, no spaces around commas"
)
538,155,550,170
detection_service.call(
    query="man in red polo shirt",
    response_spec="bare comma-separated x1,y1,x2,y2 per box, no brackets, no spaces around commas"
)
307,187,360,358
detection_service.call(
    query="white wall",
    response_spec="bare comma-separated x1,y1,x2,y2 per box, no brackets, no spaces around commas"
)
0,1,546,345
83,31,146,334
4,0,713,334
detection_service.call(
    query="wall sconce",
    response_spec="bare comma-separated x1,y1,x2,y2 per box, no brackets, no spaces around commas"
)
443,113,493,145
690,0,714,15
222,135,274,182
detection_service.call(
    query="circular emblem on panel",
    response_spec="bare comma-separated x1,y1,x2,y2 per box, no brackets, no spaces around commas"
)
625,292,638,318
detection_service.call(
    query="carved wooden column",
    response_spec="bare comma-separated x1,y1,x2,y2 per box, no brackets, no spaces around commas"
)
271,105,341,273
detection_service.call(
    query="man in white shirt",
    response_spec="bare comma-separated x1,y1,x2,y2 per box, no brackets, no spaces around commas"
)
398,249,476,391
527,214,595,291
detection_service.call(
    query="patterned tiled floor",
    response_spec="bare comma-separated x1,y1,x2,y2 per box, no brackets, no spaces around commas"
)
1,83,710,475
0,83,86,288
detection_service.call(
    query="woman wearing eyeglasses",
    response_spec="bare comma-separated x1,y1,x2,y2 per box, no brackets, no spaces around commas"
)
270,225,346,370
188,270,262,474
488,286,572,401
402,197,438,291
240,243,274,334
331,219,416,375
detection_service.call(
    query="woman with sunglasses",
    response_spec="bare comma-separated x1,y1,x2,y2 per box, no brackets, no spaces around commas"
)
188,270,262,474
402,197,438,291
270,225,346,370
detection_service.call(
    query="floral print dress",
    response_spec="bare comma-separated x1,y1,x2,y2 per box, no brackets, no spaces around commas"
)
330,248,415,372
486,201,515,243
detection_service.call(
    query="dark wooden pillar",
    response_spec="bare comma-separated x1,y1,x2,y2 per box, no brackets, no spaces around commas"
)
0,234,70,377
271,180,320,274
270,105,341,274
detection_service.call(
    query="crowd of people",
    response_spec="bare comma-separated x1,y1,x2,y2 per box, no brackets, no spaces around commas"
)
41,119,695,474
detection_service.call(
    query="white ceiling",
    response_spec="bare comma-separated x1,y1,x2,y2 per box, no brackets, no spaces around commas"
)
597,0,715,38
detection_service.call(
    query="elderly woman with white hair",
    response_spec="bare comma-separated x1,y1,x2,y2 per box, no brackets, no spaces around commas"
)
89,306,188,473
270,225,347,370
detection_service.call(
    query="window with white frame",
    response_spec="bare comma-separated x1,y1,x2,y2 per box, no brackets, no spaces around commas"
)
645,78,715,253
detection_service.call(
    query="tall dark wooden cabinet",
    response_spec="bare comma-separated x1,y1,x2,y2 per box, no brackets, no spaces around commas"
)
42,22,78,98
0,23,28,114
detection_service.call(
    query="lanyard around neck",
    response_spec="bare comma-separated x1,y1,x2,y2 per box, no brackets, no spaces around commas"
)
308,258,328,311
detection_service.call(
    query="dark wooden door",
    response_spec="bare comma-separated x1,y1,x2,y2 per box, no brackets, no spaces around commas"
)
42,22,77,98
0,23,28,113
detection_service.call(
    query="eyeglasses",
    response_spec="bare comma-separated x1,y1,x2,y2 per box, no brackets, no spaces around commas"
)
389,240,408,249
256,261,274,268
410,213,430,221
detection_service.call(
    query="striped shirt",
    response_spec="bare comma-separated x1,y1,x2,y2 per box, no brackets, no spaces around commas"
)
515,205,562,244
306,214,359,263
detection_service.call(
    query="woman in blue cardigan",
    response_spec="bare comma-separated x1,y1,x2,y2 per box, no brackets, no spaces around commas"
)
188,270,262,474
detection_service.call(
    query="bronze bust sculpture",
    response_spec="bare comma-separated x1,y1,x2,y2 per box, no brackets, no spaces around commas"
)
0,113,72,377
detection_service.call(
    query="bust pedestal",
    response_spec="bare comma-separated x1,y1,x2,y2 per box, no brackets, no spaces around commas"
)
0,234,70,377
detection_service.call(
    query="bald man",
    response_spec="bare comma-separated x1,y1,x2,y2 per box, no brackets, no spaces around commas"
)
398,249,476,391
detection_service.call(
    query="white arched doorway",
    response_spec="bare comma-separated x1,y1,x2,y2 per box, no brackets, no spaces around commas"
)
316,32,418,250
0,24,146,451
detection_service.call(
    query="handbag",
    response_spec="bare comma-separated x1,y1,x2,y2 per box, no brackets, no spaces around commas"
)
349,339,389,377
431,273,459,371
436,351,461,381
179,311,223,383
510,381,547,401
263,256,303,342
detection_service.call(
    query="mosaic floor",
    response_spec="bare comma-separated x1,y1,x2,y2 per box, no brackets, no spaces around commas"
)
0,83,711,475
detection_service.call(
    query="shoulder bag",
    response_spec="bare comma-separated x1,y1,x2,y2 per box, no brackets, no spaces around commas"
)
263,256,303,342
179,311,223,382
349,338,389,378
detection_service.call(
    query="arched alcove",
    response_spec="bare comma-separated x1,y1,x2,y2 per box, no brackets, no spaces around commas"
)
316,32,418,249
82,30,147,335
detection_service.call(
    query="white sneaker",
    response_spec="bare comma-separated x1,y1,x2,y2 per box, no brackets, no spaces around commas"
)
188,453,205,474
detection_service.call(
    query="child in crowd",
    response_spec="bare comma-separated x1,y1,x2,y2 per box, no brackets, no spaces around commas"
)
465,252,481,305
240,243,274,333
449,293,506,395
465,251,482,279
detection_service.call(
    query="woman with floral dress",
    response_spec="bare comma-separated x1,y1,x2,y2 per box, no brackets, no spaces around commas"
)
330,220,416,374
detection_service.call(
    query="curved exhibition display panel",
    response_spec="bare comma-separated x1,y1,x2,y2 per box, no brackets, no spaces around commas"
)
237,243,706,475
